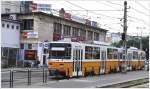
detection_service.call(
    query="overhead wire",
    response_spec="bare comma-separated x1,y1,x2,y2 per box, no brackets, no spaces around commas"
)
96,1,123,10
135,1,150,11
127,15,149,26
65,1,122,20
105,1,149,16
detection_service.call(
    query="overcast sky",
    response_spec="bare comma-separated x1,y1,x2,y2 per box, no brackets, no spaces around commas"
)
34,0,150,36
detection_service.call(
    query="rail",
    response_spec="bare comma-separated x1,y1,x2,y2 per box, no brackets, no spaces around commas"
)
98,78,149,88
1,68,48,88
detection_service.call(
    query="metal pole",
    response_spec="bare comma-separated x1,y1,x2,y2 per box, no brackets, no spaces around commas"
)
45,69,47,83
10,70,12,88
123,1,127,73
43,68,45,83
30,69,31,85
140,31,142,50
77,67,79,78
7,48,9,67
27,69,30,85
11,71,14,88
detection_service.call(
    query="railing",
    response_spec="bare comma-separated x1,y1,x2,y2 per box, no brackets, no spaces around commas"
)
1,68,48,88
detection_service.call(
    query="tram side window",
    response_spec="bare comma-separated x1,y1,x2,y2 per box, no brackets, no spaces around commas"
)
113,49,118,59
133,51,138,60
85,46,92,59
128,53,132,60
119,53,123,59
141,53,146,60
107,48,113,59
93,47,100,59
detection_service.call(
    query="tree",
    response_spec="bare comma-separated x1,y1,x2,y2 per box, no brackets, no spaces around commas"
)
111,36,149,60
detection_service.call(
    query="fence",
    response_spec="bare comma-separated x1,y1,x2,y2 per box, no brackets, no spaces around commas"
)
1,68,48,88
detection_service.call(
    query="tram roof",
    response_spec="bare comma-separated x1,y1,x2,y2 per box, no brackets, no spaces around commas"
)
49,41,120,49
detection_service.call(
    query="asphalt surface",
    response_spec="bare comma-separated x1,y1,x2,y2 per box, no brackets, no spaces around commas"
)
1,68,149,88
131,83,149,88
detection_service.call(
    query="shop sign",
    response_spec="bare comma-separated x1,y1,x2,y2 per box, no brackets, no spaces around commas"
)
71,15,86,24
24,50,37,60
27,32,38,38
31,3,51,12
64,13,71,20
21,32,28,39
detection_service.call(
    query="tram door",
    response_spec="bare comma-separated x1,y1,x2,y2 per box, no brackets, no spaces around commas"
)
73,48,83,76
100,51,106,74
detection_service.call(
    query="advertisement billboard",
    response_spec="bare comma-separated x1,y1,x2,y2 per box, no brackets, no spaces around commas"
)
21,32,38,39
31,3,51,12
27,32,38,38
71,15,86,24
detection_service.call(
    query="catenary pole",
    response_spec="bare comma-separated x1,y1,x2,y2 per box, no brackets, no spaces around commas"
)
123,1,127,73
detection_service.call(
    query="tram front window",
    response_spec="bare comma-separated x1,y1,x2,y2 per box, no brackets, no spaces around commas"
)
49,43,71,59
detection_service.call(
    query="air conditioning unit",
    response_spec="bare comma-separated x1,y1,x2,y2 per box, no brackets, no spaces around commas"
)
9,14,17,20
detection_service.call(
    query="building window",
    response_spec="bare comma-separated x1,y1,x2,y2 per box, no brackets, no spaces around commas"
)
7,24,9,28
21,19,33,30
11,25,14,29
94,32,99,41
16,26,19,30
1,47,8,58
72,27,79,37
21,44,24,49
5,8,10,13
2,23,5,28
100,33,105,42
80,29,86,39
54,23,62,34
28,44,32,49
63,25,71,36
87,31,93,40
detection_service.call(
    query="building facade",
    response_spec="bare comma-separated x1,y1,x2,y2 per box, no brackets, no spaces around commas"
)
1,1,33,14
1,1,21,14
1,18,20,67
106,32,122,44
16,12,108,66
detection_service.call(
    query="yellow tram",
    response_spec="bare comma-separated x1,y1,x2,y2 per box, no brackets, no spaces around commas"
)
47,41,146,77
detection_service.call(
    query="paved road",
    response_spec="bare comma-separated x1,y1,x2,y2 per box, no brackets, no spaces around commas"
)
1,69,149,88
131,83,149,88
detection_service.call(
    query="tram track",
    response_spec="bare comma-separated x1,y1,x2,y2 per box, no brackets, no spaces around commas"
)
97,78,149,88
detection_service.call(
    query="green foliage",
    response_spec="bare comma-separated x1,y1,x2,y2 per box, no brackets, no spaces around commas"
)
111,40,123,47
111,36,149,60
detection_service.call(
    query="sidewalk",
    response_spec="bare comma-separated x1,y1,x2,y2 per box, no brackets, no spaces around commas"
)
2,70,148,88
